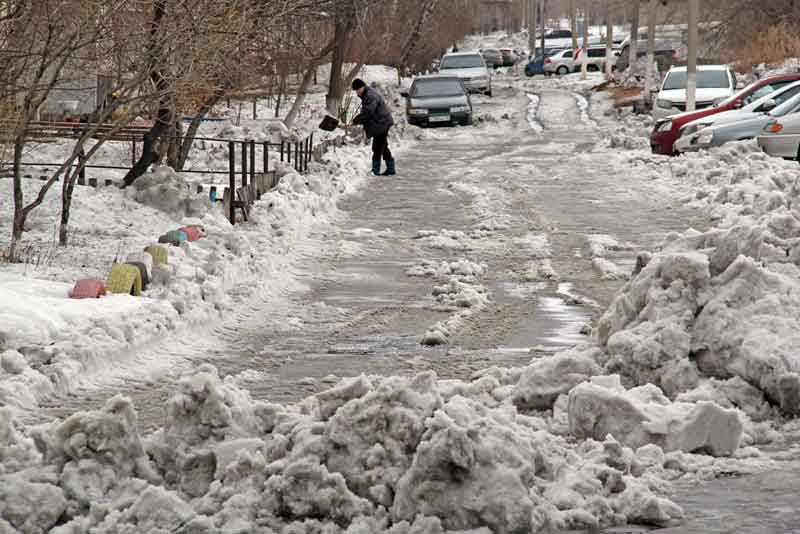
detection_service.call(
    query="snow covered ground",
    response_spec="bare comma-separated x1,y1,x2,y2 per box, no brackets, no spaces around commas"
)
3,55,800,533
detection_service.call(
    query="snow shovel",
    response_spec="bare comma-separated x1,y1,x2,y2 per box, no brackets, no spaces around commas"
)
318,114,340,131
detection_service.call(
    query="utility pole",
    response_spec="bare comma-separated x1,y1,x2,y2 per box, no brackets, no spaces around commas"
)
605,0,613,80
644,0,658,105
686,0,700,111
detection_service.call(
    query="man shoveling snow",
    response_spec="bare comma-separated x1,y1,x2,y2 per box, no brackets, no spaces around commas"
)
350,78,396,176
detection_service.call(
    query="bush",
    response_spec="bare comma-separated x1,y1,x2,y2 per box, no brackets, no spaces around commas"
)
724,24,800,71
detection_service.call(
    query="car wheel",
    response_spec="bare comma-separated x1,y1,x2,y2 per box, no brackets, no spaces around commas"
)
587,64,598,72
485,89,492,97
557,66,568,75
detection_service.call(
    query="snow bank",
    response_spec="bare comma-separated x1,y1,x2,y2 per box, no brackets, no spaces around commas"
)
0,364,697,533
568,375,743,457
0,141,375,412
592,139,800,416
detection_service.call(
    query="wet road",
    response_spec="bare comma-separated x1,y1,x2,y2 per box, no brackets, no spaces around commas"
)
39,84,706,428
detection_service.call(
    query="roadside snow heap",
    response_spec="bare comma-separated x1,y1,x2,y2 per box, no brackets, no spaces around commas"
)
2,364,699,534
595,141,800,418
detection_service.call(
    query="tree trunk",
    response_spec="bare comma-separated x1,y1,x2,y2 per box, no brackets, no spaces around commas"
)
529,0,537,55
629,0,641,76
539,0,545,56
122,0,170,188
177,85,225,171
166,119,181,170
285,63,317,128
570,0,578,52
59,168,77,246
645,0,658,103
398,0,439,69
582,2,590,80
10,137,24,259
326,15,350,117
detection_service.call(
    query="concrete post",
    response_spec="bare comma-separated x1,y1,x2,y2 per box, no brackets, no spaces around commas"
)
686,0,700,112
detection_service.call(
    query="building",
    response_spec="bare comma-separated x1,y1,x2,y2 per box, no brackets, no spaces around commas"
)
475,0,515,34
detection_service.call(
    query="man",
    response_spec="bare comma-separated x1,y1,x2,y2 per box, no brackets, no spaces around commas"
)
350,78,396,176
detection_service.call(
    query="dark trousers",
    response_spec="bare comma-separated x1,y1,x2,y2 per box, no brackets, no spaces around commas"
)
371,132,393,162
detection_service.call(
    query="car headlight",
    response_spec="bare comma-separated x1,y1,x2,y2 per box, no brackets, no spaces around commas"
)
656,99,673,109
450,105,470,113
696,131,714,145
408,108,429,116
657,120,673,132
681,123,707,137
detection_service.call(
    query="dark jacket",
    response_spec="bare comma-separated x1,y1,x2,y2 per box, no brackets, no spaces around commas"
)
352,86,394,138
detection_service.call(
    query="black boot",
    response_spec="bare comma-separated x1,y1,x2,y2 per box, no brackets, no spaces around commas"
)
371,158,381,176
381,159,396,176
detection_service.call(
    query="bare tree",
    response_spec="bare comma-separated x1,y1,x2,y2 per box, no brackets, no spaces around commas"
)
629,0,641,76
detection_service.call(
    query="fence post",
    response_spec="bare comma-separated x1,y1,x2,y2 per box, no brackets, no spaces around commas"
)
241,140,248,189
295,142,299,172
263,142,268,174
228,141,236,225
249,139,255,184
131,139,136,167
280,141,284,163
78,148,86,186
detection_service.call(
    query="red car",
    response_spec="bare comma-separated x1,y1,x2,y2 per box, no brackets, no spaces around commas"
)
650,73,800,155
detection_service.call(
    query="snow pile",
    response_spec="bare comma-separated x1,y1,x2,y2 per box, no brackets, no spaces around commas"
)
593,143,800,416
0,142,375,412
417,260,491,346
0,364,701,533
130,166,208,218
406,259,485,280
568,375,743,457
586,234,634,281
432,279,489,310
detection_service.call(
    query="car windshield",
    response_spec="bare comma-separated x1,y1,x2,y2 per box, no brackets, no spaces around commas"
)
769,92,800,117
412,79,465,98
442,55,483,69
715,79,761,107
663,70,730,90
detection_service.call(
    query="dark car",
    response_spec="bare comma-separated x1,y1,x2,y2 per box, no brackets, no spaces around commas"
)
402,75,473,127
650,73,800,155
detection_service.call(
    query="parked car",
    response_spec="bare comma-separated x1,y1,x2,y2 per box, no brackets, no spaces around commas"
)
572,44,620,72
650,73,800,155
674,80,800,152
479,48,503,69
439,52,492,96
499,48,518,66
402,75,473,127
544,48,575,76
525,48,566,76
615,33,678,73
758,107,800,160
653,65,737,121
676,92,800,153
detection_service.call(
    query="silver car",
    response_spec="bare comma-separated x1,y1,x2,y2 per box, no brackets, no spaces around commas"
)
675,82,800,153
758,110,800,160
439,52,492,96
544,48,575,76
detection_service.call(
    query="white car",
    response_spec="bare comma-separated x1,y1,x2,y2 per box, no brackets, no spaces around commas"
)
653,65,737,121
544,48,575,76
572,44,621,73
438,52,492,97
758,112,800,160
